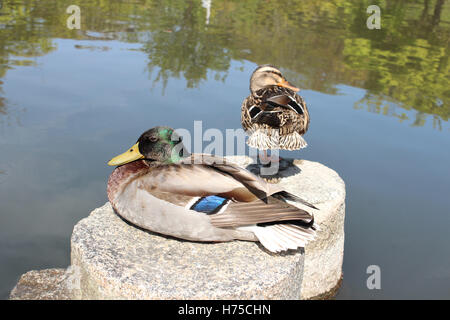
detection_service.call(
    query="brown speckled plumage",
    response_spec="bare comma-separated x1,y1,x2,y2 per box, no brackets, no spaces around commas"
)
241,66,310,151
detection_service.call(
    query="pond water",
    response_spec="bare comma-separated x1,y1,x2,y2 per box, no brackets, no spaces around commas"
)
0,0,449,299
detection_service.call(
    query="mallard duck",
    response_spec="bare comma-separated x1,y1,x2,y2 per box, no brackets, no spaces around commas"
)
107,126,317,253
241,65,310,161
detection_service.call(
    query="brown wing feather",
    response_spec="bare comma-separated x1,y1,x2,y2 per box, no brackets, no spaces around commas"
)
138,162,256,201
241,86,310,136
210,196,313,228
180,154,280,200
241,95,258,132
132,155,279,203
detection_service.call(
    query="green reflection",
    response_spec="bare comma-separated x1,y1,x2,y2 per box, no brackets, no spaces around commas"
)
0,0,448,127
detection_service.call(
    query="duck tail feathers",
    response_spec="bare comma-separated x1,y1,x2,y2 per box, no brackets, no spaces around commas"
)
278,132,307,150
272,190,319,210
246,129,279,150
240,224,316,253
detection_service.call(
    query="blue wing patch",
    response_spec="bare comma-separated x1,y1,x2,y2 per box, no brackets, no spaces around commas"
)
190,196,229,215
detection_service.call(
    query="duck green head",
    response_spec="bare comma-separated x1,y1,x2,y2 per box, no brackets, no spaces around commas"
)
108,126,186,166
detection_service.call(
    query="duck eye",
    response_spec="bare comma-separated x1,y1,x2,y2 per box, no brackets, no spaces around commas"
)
149,136,158,142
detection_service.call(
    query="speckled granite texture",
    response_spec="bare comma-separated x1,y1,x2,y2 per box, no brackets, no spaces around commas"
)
9,268,80,300
71,202,305,299
228,156,346,299
10,157,345,300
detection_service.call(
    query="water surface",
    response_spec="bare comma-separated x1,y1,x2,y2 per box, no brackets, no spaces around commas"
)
0,0,449,299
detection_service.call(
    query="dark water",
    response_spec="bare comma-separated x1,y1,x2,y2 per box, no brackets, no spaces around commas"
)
0,0,449,299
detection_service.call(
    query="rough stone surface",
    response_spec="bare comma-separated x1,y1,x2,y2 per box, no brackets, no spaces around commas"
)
225,156,346,299
9,268,79,300
10,157,345,300
71,202,305,299
284,160,345,299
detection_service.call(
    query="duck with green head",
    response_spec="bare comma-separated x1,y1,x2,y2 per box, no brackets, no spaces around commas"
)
107,126,317,253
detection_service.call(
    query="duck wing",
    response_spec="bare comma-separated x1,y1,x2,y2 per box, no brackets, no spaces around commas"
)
138,162,257,202
265,94,305,115
194,191,317,253
180,154,316,225
181,154,317,207
247,94,306,128
208,195,313,228
179,154,277,200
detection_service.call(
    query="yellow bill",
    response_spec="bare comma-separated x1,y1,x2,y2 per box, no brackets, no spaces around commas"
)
108,142,144,166
277,79,300,92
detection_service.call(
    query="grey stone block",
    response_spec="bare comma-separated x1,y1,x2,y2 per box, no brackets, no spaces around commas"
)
10,157,345,300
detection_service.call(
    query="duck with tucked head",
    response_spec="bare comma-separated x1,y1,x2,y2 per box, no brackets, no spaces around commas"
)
241,65,310,162
107,126,317,253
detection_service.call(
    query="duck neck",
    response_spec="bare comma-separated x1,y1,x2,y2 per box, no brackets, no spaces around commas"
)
107,160,151,205
169,149,190,164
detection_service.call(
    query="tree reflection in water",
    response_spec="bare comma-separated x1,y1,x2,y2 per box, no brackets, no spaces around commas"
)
0,0,447,127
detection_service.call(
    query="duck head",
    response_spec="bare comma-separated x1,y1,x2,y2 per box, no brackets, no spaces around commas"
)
108,126,185,166
249,64,300,93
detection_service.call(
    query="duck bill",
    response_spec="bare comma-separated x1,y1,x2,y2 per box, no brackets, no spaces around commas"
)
108,142,144,166
277,79,300,92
